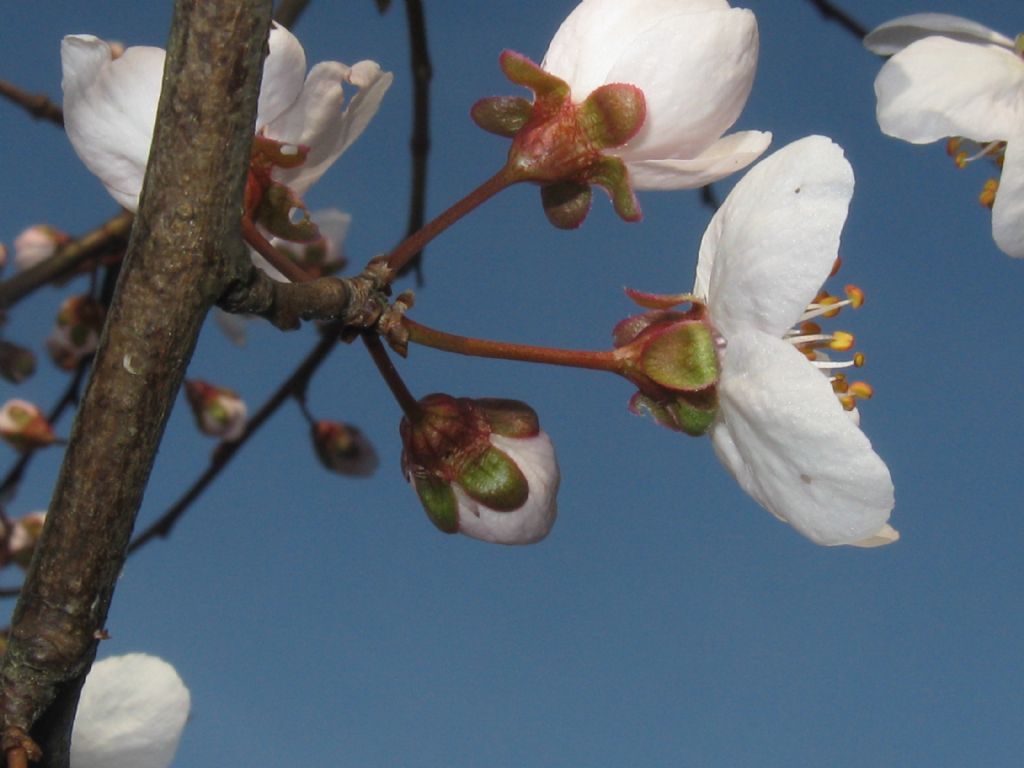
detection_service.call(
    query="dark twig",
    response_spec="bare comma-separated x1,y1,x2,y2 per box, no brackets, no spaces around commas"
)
0,212,133,311
0,81,63,126
396,0,433,282
273,0,310,29
805,0,868,40
127,322,342,554
700,184,720,212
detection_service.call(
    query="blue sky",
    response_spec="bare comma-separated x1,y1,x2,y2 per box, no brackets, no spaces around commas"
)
2,1,1023,766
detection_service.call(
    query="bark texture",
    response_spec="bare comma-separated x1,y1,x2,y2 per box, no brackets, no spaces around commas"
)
0,1,273,765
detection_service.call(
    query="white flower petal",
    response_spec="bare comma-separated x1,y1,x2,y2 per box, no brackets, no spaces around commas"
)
694,136,853,339
625,129,770,190
270,60,393,196
542,0,730,97
61,36,165,211
849,522,900,548
70,654,190,768
711,330,893,546
454,432,560,545
992,136,1024,258
865,13,1014,56
875,37,1024,144
606,8,758,160
255,23,307,130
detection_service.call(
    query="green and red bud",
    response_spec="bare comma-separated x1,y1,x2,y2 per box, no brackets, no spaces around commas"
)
245,135,320,244
613,290,721,436
472,51,645,229
5,511,46,570
14,225,70,271
312,420,379,477
47,294,106,371
184,380,247,442
400,394,559,544
0,341,36,384
0,399,59,450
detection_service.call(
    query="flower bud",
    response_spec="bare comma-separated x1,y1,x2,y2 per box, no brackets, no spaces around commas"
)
613,289,721,436
46,295,106,370
400,394,559,545
0,341,37,384
0,399,58,450
14,225,70,271
184,380,247,442
7,511,46,569
312,420,378,477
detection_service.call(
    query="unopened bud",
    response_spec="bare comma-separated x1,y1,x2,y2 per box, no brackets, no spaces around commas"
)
14,225,70,271
47,295,106,370
184,380,247,441
0,341,36,384
0,399,58,450
312,420,378,477
400,394,560,545
7,511,46,569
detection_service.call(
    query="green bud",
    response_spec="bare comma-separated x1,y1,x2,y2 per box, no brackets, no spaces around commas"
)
640,322,719,392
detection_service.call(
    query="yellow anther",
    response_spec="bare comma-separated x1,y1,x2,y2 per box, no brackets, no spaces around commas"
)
979,178,998,209
832,375,849,394
849,381,874,400
844,284,864,308
853,352,865,367
946,138,962,156
828,331,854,351
818,295,841,318
954,151,969,169
830,256,843,277
800,321,822,336
839,395,857,411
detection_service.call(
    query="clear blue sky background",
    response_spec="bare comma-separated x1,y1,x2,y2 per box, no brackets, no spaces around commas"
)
2,1,1022,766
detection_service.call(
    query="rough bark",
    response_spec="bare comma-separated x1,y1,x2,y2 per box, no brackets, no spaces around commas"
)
0,1,273,765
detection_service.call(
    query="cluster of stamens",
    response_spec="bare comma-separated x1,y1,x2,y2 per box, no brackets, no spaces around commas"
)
946,138,1006,209
784,261,872,411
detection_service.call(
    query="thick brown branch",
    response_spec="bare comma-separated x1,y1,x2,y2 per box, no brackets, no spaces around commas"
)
0,212,133,311
0,1,273,765
273,0,310,29
0,81,63,127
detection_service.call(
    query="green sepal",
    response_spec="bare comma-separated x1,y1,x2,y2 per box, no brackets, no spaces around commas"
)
541,181,592,230
458,446,528,512
471,96,533,137
629,391,718,437
498,50,569,108
254,183,321,244
640,322,719,393
580,83,646,149
589,156,641,223
414,475,460,533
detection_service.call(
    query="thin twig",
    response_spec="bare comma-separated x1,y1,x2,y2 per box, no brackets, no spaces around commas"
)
700,185,720,212
0,80,63,126
396,0,433,283
127,323,342,554
804,0,868,40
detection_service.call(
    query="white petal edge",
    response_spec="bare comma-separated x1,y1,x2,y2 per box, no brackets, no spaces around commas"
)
694,136,853,339
865,13,1014,56
61,36,165,211
874,37,1024,144
255,23,307,130
992,136,1024,257
625,130,770,190
711,330,893,546
70,654,190,768
454,432,560,545
606,8,758,160
849,522,900,548
542,0,730,98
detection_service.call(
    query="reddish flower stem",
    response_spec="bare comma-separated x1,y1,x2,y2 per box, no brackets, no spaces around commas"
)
363,333,421,417
241,218,314,283
402,316,623,373
385,166,519,277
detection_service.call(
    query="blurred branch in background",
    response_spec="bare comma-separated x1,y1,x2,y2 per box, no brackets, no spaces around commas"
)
804,0,868,40
0,80,63,126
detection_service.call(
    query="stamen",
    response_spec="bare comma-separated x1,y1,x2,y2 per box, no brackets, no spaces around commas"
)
979,178,998,209
844,285,864,308
828,331,854,352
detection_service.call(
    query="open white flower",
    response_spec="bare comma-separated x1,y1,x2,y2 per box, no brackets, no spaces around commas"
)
61,23,392,211
541,0,770,189
865,14,1024,257
694,136,896,546
70,653,190,768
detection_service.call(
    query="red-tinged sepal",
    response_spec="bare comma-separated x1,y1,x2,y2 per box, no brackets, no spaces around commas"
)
471,96,533,138
579,83,645,149
0,399,58,451
541,181,592,229
589,155,641,223
47,295,106,371
245,135,321,244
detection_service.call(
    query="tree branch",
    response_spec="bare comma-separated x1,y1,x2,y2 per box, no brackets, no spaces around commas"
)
0,1,273,765
0,81,63,127
273,0,310,29
804,0,868,40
